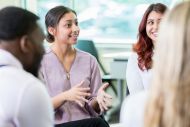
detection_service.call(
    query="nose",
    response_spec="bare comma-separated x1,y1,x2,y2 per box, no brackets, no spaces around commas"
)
72,25,80,33
153,22,159,30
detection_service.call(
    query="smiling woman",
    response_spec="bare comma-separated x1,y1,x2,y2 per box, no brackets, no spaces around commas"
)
126,3,168,95
39,5,112,127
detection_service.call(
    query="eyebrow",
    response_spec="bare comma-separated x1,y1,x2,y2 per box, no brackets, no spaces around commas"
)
147,18,162,21
64,19,78,22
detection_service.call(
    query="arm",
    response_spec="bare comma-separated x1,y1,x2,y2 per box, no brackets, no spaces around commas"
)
38,63,70,109
38,62,67,109
88,57,112,114
51,92,68,109
87,56,102,114
38,66,66,109
126,54,144,95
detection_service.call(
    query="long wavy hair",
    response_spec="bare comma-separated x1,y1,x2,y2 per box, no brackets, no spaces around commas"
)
133,3,167,70
144,2,190,127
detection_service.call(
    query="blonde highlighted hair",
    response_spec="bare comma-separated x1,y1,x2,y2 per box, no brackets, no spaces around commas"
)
144,1,190,127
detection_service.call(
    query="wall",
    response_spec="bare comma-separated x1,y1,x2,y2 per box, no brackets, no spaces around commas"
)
0,0,21,8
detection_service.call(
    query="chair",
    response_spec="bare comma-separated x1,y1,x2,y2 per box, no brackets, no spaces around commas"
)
75,39,117,95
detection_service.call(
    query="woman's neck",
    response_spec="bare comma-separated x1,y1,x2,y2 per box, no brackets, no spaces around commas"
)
51,43,75,62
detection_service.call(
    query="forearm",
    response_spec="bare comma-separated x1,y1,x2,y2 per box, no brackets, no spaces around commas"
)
52,92,68,109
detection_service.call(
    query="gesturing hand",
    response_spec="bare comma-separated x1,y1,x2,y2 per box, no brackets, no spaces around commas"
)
65,80,91,107
97,83,113,112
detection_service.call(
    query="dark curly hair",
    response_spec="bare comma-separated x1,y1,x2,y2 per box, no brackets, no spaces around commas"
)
133,3,167,70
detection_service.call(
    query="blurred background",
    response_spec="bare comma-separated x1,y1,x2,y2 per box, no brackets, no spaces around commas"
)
0,0,184,124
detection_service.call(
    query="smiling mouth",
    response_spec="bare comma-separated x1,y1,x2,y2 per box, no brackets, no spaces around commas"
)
152,32,158,37
68,34,78,38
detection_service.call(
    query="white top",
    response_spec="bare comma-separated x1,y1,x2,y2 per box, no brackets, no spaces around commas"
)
126,53,152,94
0,49,54,127
120,91,148,127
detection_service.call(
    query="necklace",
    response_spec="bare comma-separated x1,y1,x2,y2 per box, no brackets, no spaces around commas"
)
66,72,70,80
51,46,76,81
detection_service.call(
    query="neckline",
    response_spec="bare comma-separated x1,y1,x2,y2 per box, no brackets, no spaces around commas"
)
50,48,78,78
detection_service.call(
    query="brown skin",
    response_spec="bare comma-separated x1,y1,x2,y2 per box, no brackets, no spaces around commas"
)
0,25,45,76
0,37,33,67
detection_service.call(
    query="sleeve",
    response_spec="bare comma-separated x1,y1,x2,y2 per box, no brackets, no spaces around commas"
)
126,54,144,95
16,81,54,127
86,56,102,116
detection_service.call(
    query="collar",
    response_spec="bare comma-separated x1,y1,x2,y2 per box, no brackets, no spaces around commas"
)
0,49,23,69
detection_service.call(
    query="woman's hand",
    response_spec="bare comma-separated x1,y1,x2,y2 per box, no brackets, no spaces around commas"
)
97,83,113,112
65,80,91,107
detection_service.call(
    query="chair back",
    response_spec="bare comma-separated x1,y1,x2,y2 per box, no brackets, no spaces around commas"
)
75,39,108,74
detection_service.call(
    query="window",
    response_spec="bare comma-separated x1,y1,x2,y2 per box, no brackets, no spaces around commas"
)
33,0,181,44
25,0,182,72
74,0,180,41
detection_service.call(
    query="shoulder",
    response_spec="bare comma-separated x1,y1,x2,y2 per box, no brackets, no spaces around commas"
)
19,69,46,91
40,48,56,67
76,49,97,62
0,67,53,126
43,47,54,59
127,52,138,71
128,52,138,63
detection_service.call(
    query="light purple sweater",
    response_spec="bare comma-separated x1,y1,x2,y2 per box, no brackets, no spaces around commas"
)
40,48,102,124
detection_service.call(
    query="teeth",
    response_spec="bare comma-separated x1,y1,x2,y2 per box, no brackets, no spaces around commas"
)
153,32,158,36
68,35,78,37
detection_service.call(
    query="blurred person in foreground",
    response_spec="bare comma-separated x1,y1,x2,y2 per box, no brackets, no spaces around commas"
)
0,6,54,127
145,1,190,127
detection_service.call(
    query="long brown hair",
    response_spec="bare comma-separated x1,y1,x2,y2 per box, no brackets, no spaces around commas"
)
133,3,167,70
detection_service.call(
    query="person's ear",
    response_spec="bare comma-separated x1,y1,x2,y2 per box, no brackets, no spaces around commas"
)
19,35,33,53
48,26,56,36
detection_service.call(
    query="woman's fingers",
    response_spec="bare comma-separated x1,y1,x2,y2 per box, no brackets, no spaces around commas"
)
78,87,90,92
100,101,108,110
76,96,88,103
102,92,112,99
78,91,91,96
75,80,85,87
99,83,109,91
103,97,112,107
97,90,113,112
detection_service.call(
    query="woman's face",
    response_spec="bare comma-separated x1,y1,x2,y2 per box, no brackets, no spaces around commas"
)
53,12,80,45
146,11,163,43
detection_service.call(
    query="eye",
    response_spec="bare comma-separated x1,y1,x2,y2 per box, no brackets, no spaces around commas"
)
65,23,72,28
75,21,78,26
147,20,154,25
